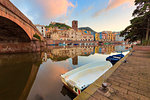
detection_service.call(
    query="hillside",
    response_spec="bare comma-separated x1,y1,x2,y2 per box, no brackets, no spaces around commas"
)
79,27,97,33
45,23,71,30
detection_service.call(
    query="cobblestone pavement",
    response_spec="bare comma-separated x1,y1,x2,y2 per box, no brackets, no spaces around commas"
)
89,51,150,100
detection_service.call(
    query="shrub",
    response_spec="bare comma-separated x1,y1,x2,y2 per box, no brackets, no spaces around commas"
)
142,40,150,46
33,33,41,41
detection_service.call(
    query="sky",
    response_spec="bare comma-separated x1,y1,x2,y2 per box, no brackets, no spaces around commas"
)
10,0,135,32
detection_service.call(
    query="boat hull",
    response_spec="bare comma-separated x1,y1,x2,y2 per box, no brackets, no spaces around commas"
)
106,54,124,65
60,61,112,95
61,77,81,95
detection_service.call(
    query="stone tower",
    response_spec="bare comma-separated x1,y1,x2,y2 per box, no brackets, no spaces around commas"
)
72,20,78,31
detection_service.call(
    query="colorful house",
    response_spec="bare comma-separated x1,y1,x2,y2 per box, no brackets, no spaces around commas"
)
95,33,100,41
99,32,103,40
91,32,95,41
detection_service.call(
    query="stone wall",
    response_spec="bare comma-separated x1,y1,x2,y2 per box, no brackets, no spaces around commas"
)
0,41,46,53
133,46,150,51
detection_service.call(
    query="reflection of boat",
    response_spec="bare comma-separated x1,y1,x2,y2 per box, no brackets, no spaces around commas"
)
61,61,112,95
106,54,124,65
61,85,76,99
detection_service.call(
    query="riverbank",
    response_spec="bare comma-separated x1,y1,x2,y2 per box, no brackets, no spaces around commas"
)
0,41,46,54
74,46,150,100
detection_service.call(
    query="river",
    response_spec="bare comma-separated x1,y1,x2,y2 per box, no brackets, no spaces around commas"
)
0,45,131,100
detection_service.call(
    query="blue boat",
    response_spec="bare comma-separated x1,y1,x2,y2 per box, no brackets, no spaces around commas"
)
106,54,124,65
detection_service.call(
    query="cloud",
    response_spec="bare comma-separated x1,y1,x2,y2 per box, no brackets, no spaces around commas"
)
55,1,77,24
81,5,94,14
75,5,93,17
10,0,76,25
36,0,75,18
93,0,134,17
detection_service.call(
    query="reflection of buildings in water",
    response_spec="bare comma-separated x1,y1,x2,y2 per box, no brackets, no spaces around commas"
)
47,46,94,61
106,45,115,54
42,53,47,62
125,44,132,49
45,45,130,62
115,45,129,52
72,56,78,65
95,46,99,53
95,45,115,54
80,47,94,56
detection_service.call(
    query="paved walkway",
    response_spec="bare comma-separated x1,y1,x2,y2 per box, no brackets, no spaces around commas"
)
88,50,150,100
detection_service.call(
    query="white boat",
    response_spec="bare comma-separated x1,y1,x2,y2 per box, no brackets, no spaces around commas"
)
61,61,112,95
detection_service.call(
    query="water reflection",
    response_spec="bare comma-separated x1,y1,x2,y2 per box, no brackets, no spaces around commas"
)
72,56,78,65
27,45,130,100
0,45,131,100
61,86,76,99
42,45,130,63
0,53,41,100
27,59,72,100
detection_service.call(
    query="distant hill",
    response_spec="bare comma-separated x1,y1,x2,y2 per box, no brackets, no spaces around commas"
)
79,27,97,33
45,22,71,30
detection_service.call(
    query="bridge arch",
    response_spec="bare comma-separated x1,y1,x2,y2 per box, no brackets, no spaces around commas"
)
0,0,43,42
0,16,31,42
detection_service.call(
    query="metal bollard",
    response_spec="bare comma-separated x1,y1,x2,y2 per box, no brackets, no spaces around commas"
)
101,83,109,93
102,83,108,90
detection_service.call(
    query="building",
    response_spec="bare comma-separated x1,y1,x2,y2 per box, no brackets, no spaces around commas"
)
99,32,103,40
95,33,100,41
72,20,78,31
50,28,94,41
81,30,94,41
45,26,60,39
115,32,125,41
101,31,116,41
91,32,95,41
35,24,46,37
47,20,94,41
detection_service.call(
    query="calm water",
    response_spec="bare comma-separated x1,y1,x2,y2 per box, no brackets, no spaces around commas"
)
0,45,130,100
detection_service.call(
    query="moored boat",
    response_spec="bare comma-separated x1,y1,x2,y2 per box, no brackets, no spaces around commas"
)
106,54,124,60
106,53,126,65
61,61,112,95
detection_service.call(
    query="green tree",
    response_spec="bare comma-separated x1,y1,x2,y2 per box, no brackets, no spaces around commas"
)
133,0,150,41
121,0,150,44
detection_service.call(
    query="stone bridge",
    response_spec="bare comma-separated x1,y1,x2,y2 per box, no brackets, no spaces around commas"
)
0,0,45,53
0,0,43,42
